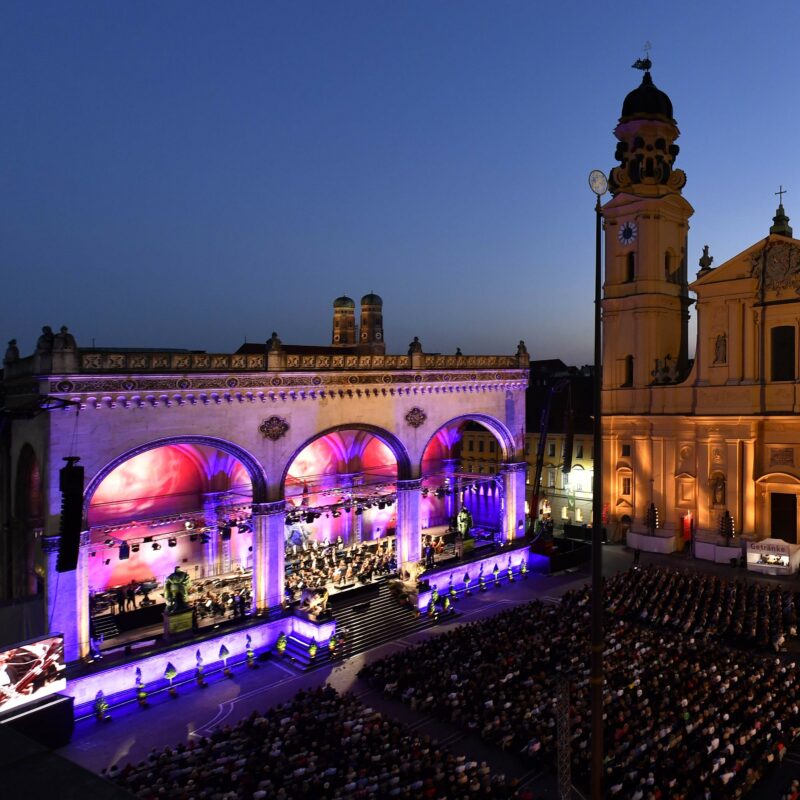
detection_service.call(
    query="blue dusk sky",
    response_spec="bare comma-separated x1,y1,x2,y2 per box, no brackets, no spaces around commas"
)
1,1,798,366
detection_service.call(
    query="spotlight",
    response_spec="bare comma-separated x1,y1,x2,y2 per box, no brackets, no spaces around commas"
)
200,534,210,544
422,488,429,497
435,488,445,498
144,536,153,543
152,542,161,551
104,538,113,546
90,551,96,557
304,513,315,524
189,533,198,542
378,501,386,510
343,504,352,513
119,542,130,560
131,544,140,553
355,506,364,515
220,526,232,541
168,537,177,548
184,520,196,530
237,522,252,534
104,558,111,566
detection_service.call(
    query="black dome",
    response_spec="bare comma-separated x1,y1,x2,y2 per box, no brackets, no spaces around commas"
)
333,295,355,309
620,72,674,122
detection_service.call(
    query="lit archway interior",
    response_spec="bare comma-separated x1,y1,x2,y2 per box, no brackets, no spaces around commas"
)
86,443,253,596
420,420,504,533
284,430,398,548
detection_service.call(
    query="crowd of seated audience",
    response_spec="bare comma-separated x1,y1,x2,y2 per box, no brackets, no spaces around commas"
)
360,569,800,798
110,685,527,800
606,566,799,651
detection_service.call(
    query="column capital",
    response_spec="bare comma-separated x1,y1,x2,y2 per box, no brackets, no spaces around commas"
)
252,500,287,517
396,478,423,492
501,462,528,474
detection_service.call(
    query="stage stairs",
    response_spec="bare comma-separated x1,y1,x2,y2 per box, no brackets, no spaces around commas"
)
90,613,120,643
281,580,446,671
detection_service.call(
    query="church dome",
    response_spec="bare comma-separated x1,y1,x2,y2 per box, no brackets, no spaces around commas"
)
333,295,355,309
361,292,383,306
620,71,674,123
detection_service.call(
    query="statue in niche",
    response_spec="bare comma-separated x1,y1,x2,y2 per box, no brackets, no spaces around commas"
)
456,507,473,537
164,565,191,613
713,333,727,365
711,474,726,507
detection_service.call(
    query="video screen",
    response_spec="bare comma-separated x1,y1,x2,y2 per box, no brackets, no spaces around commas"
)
0,634,66,715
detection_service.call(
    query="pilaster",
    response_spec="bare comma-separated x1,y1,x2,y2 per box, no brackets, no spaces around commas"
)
501,462,528,542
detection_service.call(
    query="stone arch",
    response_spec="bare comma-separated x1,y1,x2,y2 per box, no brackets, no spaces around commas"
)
82,435,269,519
419,413,516,470
279,424,413,494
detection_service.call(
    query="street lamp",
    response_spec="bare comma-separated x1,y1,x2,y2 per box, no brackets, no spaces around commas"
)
587,168,607,800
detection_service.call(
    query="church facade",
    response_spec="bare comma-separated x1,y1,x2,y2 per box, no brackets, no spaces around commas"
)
601,66,800,551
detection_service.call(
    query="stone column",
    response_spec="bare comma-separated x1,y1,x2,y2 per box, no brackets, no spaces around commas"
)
396,479,422,569
43,532,91,662
252,501,286,613
501,462,528,542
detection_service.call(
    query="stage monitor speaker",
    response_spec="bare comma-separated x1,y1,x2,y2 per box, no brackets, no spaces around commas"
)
56,457,84,573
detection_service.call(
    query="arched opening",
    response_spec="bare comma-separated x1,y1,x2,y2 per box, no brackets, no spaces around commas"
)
85,440,259,647
419,416,513,562
281,426,406,602
13,444,44,597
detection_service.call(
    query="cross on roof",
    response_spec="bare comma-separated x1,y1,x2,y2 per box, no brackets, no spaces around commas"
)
776,185,788,204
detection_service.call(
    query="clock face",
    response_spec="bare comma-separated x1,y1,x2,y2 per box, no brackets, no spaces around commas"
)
375,331,382,340
618,221,638,245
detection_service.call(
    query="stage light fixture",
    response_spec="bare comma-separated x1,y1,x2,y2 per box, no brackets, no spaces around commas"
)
304,512,315,524
131,544,140,553
220,526,232,541
119,542,130,560
189,533,198,542
152,542,161,551
104,538,113,546
104,558,111,565
378,501,386,510
355,506,364,515
343,504,352,513
90,551,96,557
332,510,341,518
144,536,153,543
184,520,196,530
168,537,177,547
200,534,210,544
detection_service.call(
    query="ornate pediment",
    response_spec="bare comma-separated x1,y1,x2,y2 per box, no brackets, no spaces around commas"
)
750,241,800,296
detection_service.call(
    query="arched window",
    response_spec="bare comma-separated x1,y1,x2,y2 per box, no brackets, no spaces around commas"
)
625,252,635,283
771,325,796,381
622,355,634,387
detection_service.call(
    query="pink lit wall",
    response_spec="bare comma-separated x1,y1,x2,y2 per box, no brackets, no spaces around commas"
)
87,444,253,591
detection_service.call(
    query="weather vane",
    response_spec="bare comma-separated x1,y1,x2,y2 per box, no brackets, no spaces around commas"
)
776,185,788,205
632,41,652,72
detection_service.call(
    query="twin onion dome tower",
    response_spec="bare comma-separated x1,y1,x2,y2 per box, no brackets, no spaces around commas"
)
332,293,384,355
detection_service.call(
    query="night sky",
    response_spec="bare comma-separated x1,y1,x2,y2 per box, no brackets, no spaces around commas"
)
2,1,798,366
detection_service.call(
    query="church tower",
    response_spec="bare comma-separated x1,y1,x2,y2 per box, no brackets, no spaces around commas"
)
358,292,385,354
602,62,694,397
331,295,356,346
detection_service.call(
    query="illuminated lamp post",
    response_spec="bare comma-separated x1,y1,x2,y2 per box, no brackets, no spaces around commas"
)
587,169,608,800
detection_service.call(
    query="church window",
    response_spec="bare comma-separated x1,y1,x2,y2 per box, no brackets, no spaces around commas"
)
561,505,569,520
621,476,632,496
622,355,634,387
577,444,584,459
548,442,556,457
478,440,484,453
771,326,796,381
621,444,631,457
547,469,556,488
625,252,635,283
